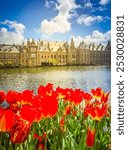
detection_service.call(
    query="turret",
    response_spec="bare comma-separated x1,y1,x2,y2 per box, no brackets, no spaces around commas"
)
71,37,75,47
92,43,95,51
70,38,75,52
47,42,50,51
27,38,30,45
63,42,69,52
105,41,111,51
31,38,35,44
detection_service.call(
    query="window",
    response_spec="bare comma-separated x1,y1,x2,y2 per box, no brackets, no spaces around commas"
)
72,54,75,58
5,54,9,58
31,54,36,58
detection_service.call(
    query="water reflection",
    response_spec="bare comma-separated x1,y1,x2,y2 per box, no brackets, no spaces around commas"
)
0,66,111,92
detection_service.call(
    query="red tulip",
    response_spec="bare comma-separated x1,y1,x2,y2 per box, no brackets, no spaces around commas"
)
34,132,47,143
10,116,31,144
34,132,47,150
64,105,73,116
56,87,70,100
0,107,4,118
91,88,109,104
0,91,5,104
40,94,58,118
86,128,95,148
36,143,45,150
83,93,92,103
83,108,88,118
38,83,53,96
0,108,15,132
91,88,102,98
34,133,43,142
68,89,84,105
85,105,107,121
31,95,44,122
60,116,65,133
60,116,65,126
17,90,34,105
6,90,20,104
9,103,20,113
20,105,37,123
32,94,58,122
31,94,58,120
101,92,110,103
72,110,77,116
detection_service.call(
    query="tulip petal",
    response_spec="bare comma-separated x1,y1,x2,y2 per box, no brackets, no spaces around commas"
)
0,109,15,132
10,116,31,144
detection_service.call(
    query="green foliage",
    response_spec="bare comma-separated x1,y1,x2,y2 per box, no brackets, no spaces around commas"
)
0,62,4,68
48,58,58,65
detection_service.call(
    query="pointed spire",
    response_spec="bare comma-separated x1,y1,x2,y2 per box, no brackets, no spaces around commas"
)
41,41,43,45
32,38,34,43
101,45,104,51
81,40,84,44
105,40,111,51
31,38,36,45
71,37,74,47
108,40,111,46
48,42,50,50
27,38,30,45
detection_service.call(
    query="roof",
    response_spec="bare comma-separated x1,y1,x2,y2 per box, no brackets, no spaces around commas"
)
78,42,105,51
0,45,20,53
38,41,66,52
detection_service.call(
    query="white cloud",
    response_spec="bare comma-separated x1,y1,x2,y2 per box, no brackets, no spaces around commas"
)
90,6,107,12
99,0,109,5
0,20,25,44
77,15,104,26
39,0,78,35
71,30,111,46
45,0,55,8
97,6,107,11
84,1,93,8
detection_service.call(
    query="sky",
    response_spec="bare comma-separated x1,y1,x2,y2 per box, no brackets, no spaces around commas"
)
0,0,111,45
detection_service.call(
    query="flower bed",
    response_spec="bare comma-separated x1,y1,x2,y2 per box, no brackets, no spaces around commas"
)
0,83,111,150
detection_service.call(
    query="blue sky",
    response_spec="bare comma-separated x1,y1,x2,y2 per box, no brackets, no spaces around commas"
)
0,0,111,45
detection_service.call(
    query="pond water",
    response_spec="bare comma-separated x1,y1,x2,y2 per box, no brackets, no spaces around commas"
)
0,66,111,93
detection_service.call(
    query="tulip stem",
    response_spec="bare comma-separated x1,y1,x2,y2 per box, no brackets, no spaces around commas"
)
45,119,49,150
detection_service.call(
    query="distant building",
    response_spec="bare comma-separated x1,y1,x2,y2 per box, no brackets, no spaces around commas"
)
0,38,111,67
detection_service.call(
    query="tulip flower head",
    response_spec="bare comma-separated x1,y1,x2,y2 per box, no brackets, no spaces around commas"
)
86,128,96,148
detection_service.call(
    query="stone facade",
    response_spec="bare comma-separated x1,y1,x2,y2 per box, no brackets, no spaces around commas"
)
0,38,111,67
0,45,20,67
